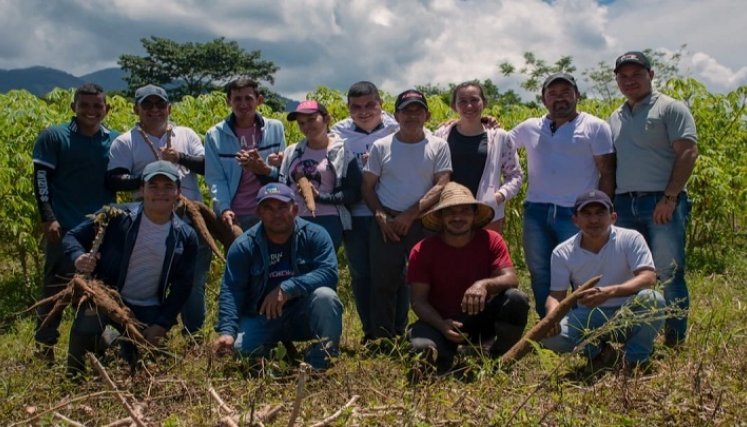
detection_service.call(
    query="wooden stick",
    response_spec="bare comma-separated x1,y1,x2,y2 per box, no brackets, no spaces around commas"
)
287,363,310,427
221,416,240,427
208,386,235,415
52,412,86,427
10,391,114,427
257,404,284,422
101,417,134,427
87,353,148,427
500,275,602,366
310,395,360,427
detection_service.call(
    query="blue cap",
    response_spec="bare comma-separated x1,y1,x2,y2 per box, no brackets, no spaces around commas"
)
135,84,169,104
142,160,180,183
256,183,294,204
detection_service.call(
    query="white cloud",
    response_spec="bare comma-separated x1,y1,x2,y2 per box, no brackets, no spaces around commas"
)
0,0,744,99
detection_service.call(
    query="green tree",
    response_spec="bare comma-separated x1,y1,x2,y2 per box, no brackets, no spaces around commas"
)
499,52,576,94
118,36,279,100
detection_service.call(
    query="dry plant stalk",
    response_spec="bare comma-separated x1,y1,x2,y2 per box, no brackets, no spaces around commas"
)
500,275,602,366
101,417,134,427
296,177,316,216
287,363,310,427
87,353,148,427
177,195,226,262
52,412,86,427
310,395,359,427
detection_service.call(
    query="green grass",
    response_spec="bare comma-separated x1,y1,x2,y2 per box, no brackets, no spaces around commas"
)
1,260,746,426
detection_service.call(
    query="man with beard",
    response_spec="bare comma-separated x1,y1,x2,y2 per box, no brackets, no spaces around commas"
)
407,182,528,374
509,73,615,318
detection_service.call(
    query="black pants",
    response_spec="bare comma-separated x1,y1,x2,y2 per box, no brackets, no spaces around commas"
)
409,288,529,372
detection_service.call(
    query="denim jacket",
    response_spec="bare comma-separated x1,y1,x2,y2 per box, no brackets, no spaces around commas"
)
205,113,287,214
216,217,338,337
63,202,198,328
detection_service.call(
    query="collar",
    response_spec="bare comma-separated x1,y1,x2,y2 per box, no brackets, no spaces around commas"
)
353,121,385,135
625,91,659,112
227,112,265,133
68,117,110,136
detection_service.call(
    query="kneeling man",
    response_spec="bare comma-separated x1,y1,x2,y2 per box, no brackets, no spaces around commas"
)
407,182,529,373
63,161,198,376
542,191,665,369
213,183,342,370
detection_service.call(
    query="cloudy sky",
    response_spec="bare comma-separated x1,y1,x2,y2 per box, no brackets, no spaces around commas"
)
0,0,743,99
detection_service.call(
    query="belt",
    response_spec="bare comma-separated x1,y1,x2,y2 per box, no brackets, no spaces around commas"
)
381,207,403,217
617,191,662,198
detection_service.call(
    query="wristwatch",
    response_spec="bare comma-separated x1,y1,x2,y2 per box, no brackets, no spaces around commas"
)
664,193,678,204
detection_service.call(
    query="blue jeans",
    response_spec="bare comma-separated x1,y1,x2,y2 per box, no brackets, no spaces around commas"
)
541,289,665,364
180,236,213,334
304,215,343,251
233,287,343,369
614,192,690,344
522,202,579,318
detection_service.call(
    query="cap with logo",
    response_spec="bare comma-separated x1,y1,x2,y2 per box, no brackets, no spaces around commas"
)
256,183,295,204
614,51,651,73
394,89,428,111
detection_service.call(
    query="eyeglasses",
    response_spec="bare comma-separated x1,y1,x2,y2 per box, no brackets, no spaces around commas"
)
140,100,169,110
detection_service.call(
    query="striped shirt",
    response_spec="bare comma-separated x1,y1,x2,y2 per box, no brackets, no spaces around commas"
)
121,214,171,306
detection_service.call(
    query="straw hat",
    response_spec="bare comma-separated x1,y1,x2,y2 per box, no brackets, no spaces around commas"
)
421,182,494,231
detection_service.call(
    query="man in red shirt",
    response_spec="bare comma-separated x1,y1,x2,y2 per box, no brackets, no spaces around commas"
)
407,182,529,374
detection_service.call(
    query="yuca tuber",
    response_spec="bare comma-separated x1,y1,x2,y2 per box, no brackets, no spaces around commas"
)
176,195,226,262
500,275,602,366
296,176,316,216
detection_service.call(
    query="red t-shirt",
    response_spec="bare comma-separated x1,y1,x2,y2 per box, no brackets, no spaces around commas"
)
407,229,513,319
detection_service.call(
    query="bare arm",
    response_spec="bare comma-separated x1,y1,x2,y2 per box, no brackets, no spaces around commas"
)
362,171,399,242
594,153,616,198
654,139,698,224
461,267,519,316
390,171,450,236
578,268,656,307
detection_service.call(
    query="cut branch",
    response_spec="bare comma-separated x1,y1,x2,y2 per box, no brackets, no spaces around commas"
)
287,363,310,427
87,353,148,427
311,395,359,427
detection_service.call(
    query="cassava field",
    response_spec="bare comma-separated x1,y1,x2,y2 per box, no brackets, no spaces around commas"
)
0,80,745,426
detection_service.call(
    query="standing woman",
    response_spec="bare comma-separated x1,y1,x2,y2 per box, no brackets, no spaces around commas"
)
279,100,362,250
434,82,523,233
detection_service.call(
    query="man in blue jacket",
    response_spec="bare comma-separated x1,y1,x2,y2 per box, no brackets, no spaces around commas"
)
63,161,198,376
212,183,342,370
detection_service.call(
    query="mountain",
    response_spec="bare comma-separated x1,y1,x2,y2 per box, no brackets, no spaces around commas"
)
0,66,128,96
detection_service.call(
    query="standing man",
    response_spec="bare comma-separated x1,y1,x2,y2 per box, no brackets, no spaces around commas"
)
64,161,198,376
106,84,210,335
205,78,286,231
542,191,664,371
362,89,452,339
330,81,399,342
212,183,342,370
509,73,616,318
408,182,529,374
32,83,117,360
609,51,698,346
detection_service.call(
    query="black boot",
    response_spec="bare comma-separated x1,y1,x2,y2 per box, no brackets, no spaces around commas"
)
66,333,99,378
490,321,525,357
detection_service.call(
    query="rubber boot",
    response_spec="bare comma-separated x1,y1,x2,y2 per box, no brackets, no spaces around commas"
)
490,321,526,357
66,333,99,378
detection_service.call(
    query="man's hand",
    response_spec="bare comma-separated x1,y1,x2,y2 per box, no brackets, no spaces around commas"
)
494,191,505,206
653,198,676,225
390,211,417,237
267,152,284,167
440,319,466,343
237,149,272,175
160,147,180,163
545,321,561,338
374,210,400,243
42,220,62,243
221,210,236,227
461,280,488,316
142,324,168,346
578,286,613,308
259,287,288,319
74,253,99,274
212,335,236,356
480,116,500,129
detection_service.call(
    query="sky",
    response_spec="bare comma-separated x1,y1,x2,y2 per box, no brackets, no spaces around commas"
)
0,0,744,100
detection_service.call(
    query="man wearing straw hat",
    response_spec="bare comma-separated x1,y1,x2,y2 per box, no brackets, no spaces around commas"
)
407,182,529,374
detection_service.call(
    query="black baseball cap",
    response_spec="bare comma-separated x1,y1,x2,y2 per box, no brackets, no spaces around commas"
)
394,89,428,111
614,51,651,73
542,73,578,94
